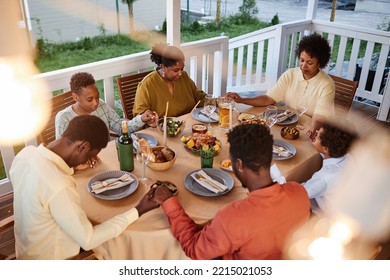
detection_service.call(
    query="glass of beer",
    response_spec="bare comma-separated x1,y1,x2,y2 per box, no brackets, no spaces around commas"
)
217,96,235,130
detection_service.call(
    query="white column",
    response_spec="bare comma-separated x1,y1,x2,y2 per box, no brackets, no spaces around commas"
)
166,0,181,46
306,0,318,20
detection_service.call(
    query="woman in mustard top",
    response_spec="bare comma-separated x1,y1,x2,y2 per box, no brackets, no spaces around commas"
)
133,44,206,118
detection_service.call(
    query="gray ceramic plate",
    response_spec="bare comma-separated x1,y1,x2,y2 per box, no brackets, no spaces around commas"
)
184,168,234,197
192,108,219,123
275,109,299,125
88,170,138,200
273,139,296,160
132,132,158,153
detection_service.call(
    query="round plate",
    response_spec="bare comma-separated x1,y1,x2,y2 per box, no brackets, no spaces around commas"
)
275,109,299,125
273,139,296,160
133,133,158,153
87,170,138,200
184,168,234,197
192,108,219,123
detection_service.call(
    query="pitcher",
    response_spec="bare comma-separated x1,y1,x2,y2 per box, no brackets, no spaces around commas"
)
217,96,238,130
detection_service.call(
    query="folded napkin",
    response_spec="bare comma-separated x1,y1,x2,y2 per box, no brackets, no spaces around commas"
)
91,173,134,194
191,170,228,193
273,145,293,158
200,108,219,121
270,163,286,184
276,110,295,122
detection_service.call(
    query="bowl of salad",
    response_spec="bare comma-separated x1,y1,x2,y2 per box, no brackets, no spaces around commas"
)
158,117,185,137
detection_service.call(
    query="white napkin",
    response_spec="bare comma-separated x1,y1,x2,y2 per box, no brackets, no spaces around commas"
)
200,108,219,121
191,170,228,193
91,174,134,194
273,145,293,158
270,163,286,184
276,110,295,122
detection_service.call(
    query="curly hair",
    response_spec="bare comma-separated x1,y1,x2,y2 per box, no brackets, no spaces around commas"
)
295,33,331,68
62,115,109,150
150,44,185,68
227,124,273,173
320,123,358,158
69,72,96,95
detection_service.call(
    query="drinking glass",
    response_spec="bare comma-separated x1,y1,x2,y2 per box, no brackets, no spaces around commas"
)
265,105,278,128
295,96,308,130
136,140,153,186
203,94,217,131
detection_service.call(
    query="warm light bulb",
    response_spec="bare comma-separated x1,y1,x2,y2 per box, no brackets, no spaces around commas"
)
308,237,343,260
0,56,50,145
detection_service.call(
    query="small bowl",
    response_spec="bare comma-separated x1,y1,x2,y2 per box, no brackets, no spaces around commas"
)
147,146,177,171
192,123,208,134
281,126,300,140
158,117,185,137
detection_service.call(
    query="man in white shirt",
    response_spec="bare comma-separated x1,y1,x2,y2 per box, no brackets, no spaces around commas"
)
302,122,357,215
10,115,159,259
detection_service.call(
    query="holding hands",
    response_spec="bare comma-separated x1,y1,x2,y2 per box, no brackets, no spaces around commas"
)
226,92,243,103
141,110,159,128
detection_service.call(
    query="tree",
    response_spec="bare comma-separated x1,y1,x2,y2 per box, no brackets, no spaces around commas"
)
121,0,138,37
216,0,221,24
239,0,259,23
330,0,337,22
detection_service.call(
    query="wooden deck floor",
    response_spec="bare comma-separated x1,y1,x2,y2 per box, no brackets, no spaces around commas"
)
347,100,390,136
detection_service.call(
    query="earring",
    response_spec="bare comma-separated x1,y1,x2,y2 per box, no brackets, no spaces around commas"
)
238,168,243,172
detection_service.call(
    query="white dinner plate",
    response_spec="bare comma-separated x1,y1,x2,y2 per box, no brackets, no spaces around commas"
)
192,108,219,123
273,139,296,160
184,168,234,197
87,170,138,200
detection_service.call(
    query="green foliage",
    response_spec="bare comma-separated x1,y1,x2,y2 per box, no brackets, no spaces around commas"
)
271,14,280,26
36,35,149,72
377,18,390,31
238,0,259,24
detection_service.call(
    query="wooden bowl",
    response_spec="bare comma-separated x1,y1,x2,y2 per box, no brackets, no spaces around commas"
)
147,146,177,171
281,126,300,140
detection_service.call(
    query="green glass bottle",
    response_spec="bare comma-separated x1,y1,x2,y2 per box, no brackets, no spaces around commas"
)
117,120,134,172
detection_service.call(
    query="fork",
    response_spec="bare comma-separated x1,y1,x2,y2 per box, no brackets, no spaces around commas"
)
194,173,225,192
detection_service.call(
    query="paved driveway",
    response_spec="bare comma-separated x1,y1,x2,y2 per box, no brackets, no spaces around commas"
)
181,0,390,30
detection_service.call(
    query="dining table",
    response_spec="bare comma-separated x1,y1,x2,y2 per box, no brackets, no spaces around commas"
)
73,104,322,260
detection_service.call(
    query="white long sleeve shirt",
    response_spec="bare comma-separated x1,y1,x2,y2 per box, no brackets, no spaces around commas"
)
10,144,139,260
302,154,349,215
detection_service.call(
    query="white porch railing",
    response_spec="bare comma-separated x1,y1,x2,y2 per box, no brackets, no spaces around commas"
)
227,19,390,107
1,19,389,194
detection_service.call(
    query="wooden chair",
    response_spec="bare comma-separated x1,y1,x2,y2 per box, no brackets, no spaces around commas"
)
329,74,358,119
37,91,75,145
0,192,16,260
116,70,152,120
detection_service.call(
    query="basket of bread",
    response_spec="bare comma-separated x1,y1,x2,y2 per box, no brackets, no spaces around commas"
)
147,146,177,171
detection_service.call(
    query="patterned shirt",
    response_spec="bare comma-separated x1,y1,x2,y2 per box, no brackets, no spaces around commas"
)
55,99,145,138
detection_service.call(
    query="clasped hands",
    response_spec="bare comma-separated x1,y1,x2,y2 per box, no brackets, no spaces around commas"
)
135,183,174,216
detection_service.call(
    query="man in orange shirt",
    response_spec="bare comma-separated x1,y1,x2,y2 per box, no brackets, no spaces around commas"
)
152,124,310,260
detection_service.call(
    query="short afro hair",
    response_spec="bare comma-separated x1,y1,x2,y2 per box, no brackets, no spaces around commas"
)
70,72,96,95
319,122,358,158
62,115,109,150
295,33,331,68
227,124,273,173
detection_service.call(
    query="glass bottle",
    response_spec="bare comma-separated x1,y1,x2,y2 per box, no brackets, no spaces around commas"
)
117,120,134,172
